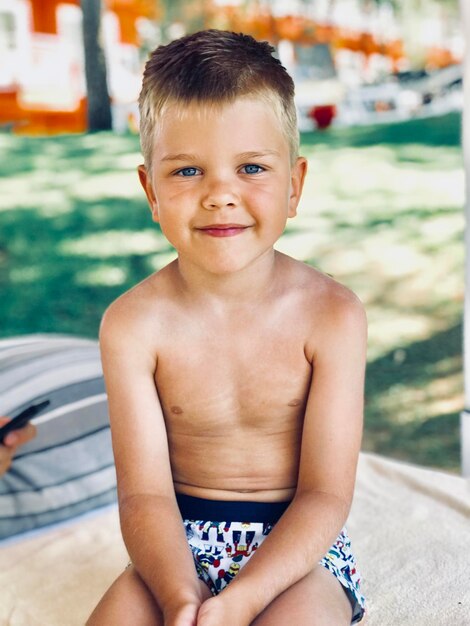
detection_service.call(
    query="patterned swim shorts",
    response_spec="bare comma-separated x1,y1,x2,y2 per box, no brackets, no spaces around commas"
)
176,494,365,624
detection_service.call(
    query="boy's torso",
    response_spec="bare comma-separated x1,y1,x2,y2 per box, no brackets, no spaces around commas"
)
158,303,312,502
124,255,340,503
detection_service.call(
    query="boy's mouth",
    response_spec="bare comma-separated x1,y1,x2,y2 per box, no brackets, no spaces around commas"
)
196,224,250,237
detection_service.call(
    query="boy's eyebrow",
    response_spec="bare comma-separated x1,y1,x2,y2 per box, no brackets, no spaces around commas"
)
160,150,281,162
237,150,281,160
160,153,198,163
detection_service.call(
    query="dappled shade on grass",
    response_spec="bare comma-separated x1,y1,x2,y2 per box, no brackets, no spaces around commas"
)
0,113,463,471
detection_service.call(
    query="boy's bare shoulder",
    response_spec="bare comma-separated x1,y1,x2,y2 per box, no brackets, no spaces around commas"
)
283,256,367,347
99,262,176,343
286,255,363,309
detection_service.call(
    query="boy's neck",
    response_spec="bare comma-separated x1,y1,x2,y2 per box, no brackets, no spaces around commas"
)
172,249,282,305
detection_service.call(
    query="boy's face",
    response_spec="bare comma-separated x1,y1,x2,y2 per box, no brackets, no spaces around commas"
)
138,97,307,276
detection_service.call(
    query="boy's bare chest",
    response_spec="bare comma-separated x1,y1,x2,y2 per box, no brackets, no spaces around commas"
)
154,324,312,434
150,308,314,496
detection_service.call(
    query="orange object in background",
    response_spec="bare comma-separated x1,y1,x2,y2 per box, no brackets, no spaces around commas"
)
0,86,87,136
425,46,459,70
13,99,88,136
0,0,154,134
108,0,157,45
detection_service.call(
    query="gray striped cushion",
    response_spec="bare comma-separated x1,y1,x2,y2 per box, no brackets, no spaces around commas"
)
0,335,117,539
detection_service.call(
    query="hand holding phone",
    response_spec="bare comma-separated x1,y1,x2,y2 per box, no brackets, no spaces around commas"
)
0,400,50,444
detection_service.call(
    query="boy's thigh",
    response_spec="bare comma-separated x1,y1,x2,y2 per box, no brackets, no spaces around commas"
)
87,566,164,626
251,565,353,626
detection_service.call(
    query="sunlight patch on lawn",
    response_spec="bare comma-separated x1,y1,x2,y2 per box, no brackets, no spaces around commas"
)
402,263,463,310
68,172,142,200
420,214,463,242
9,266,43,283
327,239,429,278
0,174,61,212
373,370,463,425
148,250,178,271
69,150,143,175
366,310,439,359
76,266,127,286
394,143,463,168
433,355,462,376
275,230,324,260
301,147,464,218
1,170,82,211
366,311,461,362
60,230,168,257
95,152,142,171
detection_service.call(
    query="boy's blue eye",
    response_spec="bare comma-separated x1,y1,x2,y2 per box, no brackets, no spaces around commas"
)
176,167,199,177
242,164,263,175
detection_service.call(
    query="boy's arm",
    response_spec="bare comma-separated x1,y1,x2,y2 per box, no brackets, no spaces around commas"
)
100,299,204,622
205,291,367,625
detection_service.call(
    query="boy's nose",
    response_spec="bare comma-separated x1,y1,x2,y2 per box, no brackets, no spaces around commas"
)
201,180,239,211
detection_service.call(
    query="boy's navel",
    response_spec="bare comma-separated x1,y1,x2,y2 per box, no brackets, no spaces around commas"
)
171,405,184,414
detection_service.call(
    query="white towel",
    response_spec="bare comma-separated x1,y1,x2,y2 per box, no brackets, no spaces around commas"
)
0,453,469,625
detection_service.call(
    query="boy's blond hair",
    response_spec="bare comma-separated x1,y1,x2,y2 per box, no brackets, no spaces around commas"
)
138,29,299,171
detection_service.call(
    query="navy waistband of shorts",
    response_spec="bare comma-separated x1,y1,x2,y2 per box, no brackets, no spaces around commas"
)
176,493,291,523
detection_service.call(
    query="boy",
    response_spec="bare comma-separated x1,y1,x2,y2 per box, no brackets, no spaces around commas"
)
88,30,366,626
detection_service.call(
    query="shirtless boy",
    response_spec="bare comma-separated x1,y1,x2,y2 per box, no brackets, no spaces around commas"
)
87,30,367,626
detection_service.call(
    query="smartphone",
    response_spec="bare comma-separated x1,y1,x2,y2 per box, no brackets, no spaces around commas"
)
0,399,50,444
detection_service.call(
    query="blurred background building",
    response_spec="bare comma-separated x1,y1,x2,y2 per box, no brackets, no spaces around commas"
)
0,0,463,135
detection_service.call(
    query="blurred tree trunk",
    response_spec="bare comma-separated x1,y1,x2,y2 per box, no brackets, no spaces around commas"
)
81,0,112,131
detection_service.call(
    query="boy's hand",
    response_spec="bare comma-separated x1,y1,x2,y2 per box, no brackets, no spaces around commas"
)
196,596,253,626
0,418,37,476
164,599,200,626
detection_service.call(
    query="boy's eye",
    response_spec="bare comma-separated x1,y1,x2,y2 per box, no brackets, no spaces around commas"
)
175,167,200,177
242,164,264,175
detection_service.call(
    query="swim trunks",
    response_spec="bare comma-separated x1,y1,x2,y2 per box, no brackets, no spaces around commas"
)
176,494,366,624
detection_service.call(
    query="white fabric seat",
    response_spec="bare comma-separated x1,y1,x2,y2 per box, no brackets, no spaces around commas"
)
1,452,468,625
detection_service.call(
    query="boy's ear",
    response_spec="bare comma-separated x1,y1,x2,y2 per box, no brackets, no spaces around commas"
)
137,164,159,222
288,157,308,218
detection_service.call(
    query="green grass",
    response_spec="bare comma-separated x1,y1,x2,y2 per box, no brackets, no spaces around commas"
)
0,112,464,472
